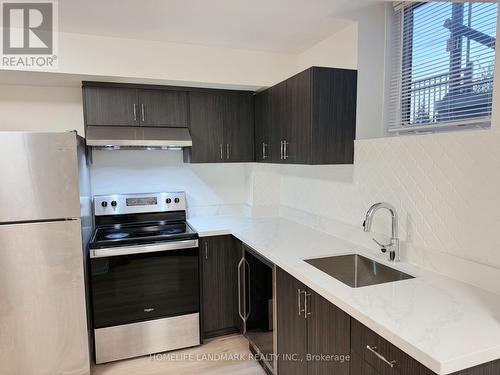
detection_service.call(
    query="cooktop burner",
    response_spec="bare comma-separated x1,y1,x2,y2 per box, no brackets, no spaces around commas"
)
90,221,197,249
105,232,130,240
161,227,183,235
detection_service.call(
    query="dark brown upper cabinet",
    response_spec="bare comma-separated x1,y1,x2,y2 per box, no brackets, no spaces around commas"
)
83,66,356,164
254,89,272,162
137,89,188,127
83,86,139,126
255,66,357,165
82,83,188,128
184,89,254,163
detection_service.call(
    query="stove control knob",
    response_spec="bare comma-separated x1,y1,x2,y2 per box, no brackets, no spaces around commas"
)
111,201,117,207
166,198,172,204
101,201,108,208
174,198,180,203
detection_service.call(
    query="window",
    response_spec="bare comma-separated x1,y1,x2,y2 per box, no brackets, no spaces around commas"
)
388,1,498,134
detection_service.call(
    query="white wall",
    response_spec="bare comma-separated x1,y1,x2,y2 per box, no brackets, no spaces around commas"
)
296,23,358,71
341,3,389,139
1,31,299,89
90,150,252,217
0,18,360,134
0,85,84,134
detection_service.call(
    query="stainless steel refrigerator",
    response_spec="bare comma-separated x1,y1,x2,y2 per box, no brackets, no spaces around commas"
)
0,131,91,375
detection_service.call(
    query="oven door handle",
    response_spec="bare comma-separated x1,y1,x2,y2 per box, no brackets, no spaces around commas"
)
90,239,199,258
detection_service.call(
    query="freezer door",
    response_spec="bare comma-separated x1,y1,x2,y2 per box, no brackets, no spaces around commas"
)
0,219,90,375
0,131,80,223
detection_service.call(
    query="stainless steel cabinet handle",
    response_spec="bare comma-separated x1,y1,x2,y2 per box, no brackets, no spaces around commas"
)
237,258,245,321
219,144,223,160
141,103,145,122
204,242,208,259
366,345,396,368
283,140,288,160
226,144,230,160
244,258,251,320
280,141,284,160
262,142,267,160
297,289,305,316
133,104,137,121
304,292,311,319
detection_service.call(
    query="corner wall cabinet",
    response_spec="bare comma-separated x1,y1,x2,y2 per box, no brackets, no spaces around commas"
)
184,90,254,163
255,66,357,164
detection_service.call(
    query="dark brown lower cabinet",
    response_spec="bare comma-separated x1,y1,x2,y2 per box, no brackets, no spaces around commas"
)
276,267,307,375
351,318,433,375
351,352,381,375
307,291,350,375
351,317,500,375
200,235,239,339
275,268,500,375
276,267,350,375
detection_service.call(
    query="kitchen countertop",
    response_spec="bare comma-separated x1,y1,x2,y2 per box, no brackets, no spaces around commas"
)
187,215,500,375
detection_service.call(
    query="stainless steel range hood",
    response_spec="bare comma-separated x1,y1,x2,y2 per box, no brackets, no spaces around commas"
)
85,126,192,148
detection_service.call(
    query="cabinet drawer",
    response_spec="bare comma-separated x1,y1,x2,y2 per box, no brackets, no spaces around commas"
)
351,319,434,375
351,352,381,375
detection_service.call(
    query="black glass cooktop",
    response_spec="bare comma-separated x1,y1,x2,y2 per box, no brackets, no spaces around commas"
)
90,221,197,249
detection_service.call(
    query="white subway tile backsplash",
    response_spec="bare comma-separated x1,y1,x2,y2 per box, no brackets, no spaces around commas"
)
276,128,500,292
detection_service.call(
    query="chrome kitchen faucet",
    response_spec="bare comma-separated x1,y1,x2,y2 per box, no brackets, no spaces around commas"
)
363,202,400,262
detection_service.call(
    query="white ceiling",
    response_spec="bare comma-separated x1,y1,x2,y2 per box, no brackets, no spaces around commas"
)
59,0,375,53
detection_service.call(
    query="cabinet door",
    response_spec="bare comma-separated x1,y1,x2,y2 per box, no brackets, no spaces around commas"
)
84,86,138,126
306,290,350,375
255,90,272,162
223,92,254,162
284,69,312,164
188,91,224,163
311,67,357,164
201,236,238,338
276,267,307,375
270,82,287,163
138,89,188,127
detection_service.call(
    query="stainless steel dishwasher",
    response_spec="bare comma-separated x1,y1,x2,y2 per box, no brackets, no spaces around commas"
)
237,243,275,374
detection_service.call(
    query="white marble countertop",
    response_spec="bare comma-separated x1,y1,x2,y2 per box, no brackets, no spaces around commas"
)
187,215,500,375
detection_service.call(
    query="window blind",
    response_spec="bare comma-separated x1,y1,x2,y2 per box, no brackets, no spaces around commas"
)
388,1,498,134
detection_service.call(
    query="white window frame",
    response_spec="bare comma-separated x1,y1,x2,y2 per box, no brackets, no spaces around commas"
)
387,1,497,135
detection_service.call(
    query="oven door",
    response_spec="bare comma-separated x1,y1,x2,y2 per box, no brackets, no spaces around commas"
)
90,240,199,329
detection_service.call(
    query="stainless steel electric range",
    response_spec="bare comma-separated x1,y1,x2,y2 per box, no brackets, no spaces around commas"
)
89,192,200,364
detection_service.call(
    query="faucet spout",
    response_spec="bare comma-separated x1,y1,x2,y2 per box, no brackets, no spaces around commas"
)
363,202,400,262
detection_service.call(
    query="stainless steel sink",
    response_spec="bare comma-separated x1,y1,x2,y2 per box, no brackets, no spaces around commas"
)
305,254,414,288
